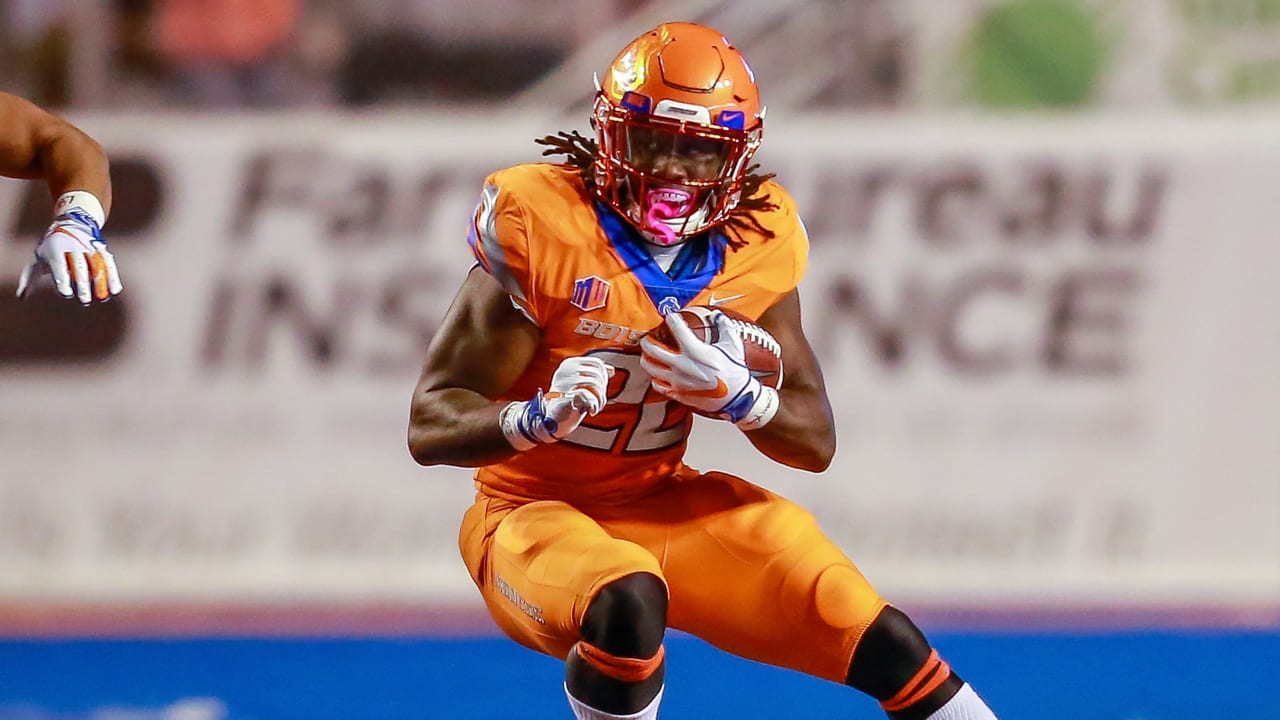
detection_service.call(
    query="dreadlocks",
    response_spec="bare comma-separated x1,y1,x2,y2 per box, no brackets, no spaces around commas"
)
534,130,778,249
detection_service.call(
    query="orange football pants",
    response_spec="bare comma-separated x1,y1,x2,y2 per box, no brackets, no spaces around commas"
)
458,468,887,683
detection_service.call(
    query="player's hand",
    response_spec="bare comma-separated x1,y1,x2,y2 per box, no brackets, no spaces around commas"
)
16,205,122,304
640,311,777,429
500,355,614,450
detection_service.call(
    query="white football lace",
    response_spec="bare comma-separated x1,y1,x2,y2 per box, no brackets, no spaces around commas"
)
725,317,781,358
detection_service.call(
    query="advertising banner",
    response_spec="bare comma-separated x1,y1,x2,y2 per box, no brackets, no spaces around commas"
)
2,113,1276,617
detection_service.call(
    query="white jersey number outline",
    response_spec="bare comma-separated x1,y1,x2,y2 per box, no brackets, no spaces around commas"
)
561,350,687,453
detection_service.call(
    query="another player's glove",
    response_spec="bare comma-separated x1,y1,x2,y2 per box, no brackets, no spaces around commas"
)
499,355,614,451
16,191,122,304
639,310,779,430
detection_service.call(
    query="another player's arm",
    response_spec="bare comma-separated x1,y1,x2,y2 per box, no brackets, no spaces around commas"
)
744,288,836,472
0,92,111,208
5,92,122,303
408,266,541,467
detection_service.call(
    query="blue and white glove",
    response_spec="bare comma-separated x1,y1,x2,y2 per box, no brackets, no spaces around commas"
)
16,191,122,304
639,311,779,430
499,355,614,451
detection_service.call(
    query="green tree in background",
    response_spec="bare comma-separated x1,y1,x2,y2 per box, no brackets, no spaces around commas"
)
964,0,1110,109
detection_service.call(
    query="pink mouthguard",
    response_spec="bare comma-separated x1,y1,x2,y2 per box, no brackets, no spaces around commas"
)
644,188,693,245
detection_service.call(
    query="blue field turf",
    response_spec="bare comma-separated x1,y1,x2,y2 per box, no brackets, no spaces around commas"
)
1,629,1277,719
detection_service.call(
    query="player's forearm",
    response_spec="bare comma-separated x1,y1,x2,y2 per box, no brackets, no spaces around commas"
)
36,126,112,214
407,388,519,468
0,97,111,212
741,387,835,472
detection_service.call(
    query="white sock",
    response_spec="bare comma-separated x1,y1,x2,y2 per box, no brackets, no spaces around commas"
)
924,683,997,720
565,684,663,720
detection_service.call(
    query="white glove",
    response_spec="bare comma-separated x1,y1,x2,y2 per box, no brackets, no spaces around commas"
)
639,310,779,430
16,191,122,304
499,355,614,450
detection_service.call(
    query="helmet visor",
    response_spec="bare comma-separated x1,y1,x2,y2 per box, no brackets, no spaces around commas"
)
621,123,733,184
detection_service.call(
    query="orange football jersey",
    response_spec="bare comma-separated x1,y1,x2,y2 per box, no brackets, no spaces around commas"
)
466,163,807,506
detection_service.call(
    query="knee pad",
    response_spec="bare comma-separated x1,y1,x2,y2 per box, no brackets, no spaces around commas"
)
845,605,952,707
813,563,887,632
574,640,666,684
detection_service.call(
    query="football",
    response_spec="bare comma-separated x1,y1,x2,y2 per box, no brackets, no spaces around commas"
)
647,305,784,388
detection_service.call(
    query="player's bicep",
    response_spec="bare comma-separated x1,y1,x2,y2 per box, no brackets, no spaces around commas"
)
756,289,831,404
415,265,540,399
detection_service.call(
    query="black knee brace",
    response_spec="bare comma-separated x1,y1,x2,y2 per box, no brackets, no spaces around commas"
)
580,572,668,658
845,605,962,717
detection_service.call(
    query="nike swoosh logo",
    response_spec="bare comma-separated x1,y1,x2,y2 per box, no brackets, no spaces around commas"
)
682,378,729,399
707,293,745,307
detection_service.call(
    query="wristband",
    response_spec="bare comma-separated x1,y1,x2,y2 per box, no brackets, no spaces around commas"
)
499,400,539,451
54,190,107,228
735,385,779,432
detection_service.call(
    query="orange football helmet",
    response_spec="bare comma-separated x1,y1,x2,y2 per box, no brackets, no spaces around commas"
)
592,22,764,245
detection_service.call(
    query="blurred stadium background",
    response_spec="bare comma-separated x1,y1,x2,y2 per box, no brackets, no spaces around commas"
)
2,1,1278,718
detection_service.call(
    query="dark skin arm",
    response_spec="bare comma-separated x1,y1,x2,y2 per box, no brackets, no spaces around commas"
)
409,268,834,471
740,288,837,472
0,92,112,212
407,266,542,467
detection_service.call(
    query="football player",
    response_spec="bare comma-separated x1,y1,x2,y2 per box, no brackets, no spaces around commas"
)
409,22,998,720
1,92,122,304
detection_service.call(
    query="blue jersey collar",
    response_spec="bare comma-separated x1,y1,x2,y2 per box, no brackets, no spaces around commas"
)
594,202,726,315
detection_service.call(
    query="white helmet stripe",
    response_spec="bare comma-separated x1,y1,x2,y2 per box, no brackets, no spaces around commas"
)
652,99,712,124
